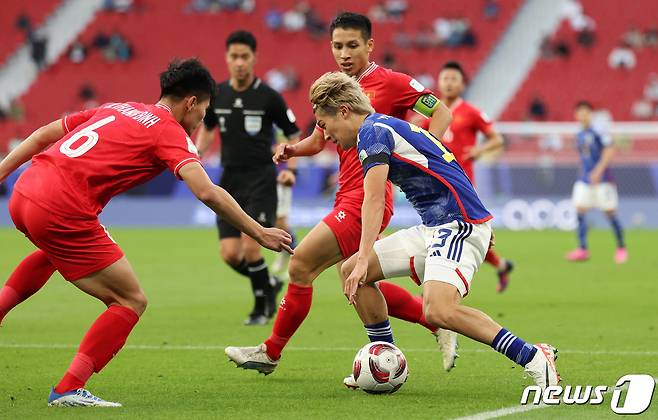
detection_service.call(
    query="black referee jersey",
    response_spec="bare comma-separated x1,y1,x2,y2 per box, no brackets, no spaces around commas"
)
203,77,300,168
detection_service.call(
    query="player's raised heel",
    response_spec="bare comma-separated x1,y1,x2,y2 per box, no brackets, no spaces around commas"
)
225,344,279,375
524,343,560,390
434,328,459,371
496,260,514,293
48,388,122,407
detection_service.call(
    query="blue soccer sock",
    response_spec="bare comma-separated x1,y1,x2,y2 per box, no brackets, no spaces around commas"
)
607,214,625,248
491,328,537,367
365,319,394,344
577,213,588,249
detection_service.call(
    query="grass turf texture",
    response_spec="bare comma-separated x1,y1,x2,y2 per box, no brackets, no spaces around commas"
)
0,228,656,419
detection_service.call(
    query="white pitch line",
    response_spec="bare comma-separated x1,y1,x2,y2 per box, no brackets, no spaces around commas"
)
0,343,656,356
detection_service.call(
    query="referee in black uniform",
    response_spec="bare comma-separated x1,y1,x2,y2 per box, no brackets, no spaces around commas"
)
196,31,300,325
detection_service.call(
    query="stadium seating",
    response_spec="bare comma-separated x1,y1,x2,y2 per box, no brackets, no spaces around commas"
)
0,0,62,66
0,0,521,151
502,0,658,121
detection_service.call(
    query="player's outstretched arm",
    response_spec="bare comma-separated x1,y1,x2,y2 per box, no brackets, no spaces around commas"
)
345,164,389,304
426,99,452,140
0,119,64,183
273,128,326,164
180,162,293,253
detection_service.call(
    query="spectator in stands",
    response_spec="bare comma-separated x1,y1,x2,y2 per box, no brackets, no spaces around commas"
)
381,50,397,69
15,10,32,35
79,84,99,110
265,67,300,93
528,95,548,120
68,41,87,64
283,2,306,32
265,6,284,31
645,26,658,48
644,73,658,102
29,29,48,70
304,5,326,38
368,2,388,23
104,0,134,13
623,26,644,50
576,26,596,48
483,0,500,20
553,39,571,58
631,98,653,120
0,105,6,122
110,31,132,62
8,99,25,122
608,41,636,70
92,31,111,50
385,0,408,20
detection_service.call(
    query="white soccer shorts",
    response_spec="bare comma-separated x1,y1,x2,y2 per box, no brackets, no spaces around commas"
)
276,184,293,218
571,181,618,211
373,220,491,297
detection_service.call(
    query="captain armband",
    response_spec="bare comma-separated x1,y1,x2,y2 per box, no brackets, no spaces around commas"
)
412,94,441,118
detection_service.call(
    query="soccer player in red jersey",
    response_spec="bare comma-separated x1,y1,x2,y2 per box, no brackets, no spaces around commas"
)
225,12,453,374
418,61,513,293
0,59,292,407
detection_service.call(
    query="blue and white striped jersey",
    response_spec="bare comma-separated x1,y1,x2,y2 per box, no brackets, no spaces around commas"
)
357,113,492,227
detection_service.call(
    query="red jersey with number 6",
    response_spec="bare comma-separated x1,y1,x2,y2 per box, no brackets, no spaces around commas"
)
14,102,200,218
335,63,433,206
419,98,494,180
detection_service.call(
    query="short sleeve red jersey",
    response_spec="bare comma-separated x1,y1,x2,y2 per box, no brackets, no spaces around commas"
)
334,63,433,206
419,98,494,180
15,102,200,218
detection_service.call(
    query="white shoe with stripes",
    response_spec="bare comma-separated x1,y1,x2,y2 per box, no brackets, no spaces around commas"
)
524,343,560,390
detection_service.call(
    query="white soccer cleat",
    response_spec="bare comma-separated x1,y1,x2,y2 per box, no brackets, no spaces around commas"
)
48,388,121,407
524,343,560,390
434,328,459,371
343,374,359,390
225,344,278,375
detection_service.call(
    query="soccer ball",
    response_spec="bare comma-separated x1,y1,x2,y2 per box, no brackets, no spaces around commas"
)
352,341,408,394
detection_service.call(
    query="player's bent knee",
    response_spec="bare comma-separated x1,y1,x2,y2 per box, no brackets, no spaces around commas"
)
424,304,457,330
123,292,148,316
288,255,313,286
221,250,243,267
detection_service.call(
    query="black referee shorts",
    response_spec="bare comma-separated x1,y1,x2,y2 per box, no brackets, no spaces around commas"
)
216,165,277,239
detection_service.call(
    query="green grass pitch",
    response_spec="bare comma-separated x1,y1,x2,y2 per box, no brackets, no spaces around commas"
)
0,228,656,419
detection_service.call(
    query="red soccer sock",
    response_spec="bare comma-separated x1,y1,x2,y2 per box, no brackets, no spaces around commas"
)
485,249,503,270
264,283,313,360
0,250,55,323
378,281,436,333
55,305,139,393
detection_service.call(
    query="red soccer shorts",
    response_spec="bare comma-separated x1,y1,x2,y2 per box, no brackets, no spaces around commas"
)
323,199,393,259
8,192,124,281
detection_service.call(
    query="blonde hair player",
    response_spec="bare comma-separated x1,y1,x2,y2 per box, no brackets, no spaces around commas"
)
314,72,560,391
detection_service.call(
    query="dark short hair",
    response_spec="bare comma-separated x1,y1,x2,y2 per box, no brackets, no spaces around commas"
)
159,58,216,101
330,12,372,40
441,61,468,82
226,30,257,52
575,100,593,110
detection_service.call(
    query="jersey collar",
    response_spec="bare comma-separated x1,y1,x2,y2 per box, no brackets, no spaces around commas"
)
356,62,378,83
155,103,173,114
449,98,464,111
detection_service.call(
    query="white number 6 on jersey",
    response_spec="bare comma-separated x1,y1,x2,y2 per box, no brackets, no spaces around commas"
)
60,115,115,158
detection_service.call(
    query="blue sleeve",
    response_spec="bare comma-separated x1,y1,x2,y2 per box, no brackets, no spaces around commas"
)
357,123,395,175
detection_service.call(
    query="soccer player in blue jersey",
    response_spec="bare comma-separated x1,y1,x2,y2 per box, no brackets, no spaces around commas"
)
566,101,627,263
309,71,560,389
